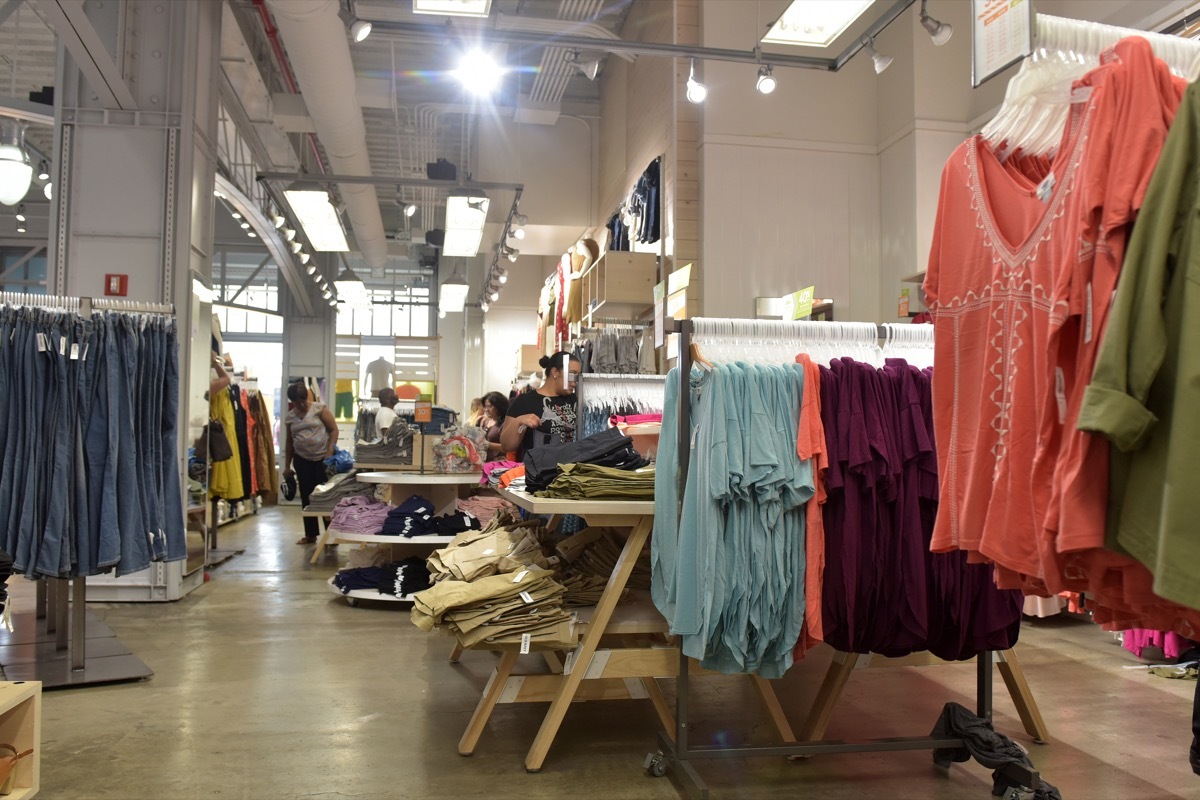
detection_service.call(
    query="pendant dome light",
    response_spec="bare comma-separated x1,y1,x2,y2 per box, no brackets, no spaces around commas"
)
0,121,33,207
685,58,707,104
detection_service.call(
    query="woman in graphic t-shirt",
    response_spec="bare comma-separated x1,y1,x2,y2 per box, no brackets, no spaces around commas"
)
500,351,580,460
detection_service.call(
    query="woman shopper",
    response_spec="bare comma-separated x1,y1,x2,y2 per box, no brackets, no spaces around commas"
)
282,381,339,544
500,352,580,460
481,391,510,457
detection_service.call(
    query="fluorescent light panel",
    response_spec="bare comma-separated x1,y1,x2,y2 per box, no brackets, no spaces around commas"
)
442,192,490,257
439,277,470,313
762,0,874,48
413,0,492,17
283,187,350,251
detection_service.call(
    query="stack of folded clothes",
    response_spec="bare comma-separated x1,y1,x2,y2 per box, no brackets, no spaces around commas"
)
354,420,415,464
411,568,574,650
381,494,484,538
456,495,515,524
535,462,655,501
426,519,554,582
305,471,375,512
332,557,432,597
555,527,651,593
480,460,519,487
524,427,650,493
329,496,392,534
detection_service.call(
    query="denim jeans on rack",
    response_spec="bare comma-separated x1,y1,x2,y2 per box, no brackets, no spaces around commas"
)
88,315,122,572
37,312,77,577
16,310,54,575
160,322,185,562
71,316,97,575
115,315,150,575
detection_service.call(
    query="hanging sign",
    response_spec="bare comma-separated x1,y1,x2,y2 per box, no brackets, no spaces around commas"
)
898,288,911,318
667,263,693,295
972,0,1033,87
414,401,432,423
782,286,816,320
653,280,666,349
666,289,688,319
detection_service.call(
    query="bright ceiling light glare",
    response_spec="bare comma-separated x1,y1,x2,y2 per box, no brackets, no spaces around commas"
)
413,0,492,18
322,289,332,300
306,264,318,276
248,231,257,238
14,204,25,223
240,222,251,229
506,248,519,262
756,65,777,95
920,1,953,46
0,122,33,206
213,189,223,198
863,38,893,75
489,290,500,302
15,224,25,233
284,182,350,251
762,0,873,48
510,227,525,240
283,228,297,241
454,50,505,96
43,182,51,200
36,161,49,182
438,309,447,319
299,252,311,264
403,203,417,218
350,19,372,42
685,59,707,104
231,211,242,219
291,241,303,254
272,214,286,228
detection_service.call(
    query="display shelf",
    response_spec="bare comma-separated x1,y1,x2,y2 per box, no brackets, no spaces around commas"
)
326,576,413,607
900,270,927,283
0,681,40,800
498,488,655,518
330,530,454,546
355,472,480,485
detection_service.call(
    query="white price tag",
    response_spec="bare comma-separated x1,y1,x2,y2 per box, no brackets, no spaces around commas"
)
70,343,80,360
35,334,46,352
1084,282,1094,345
512,569,529,583
520,591,533,604
520,633,531,654
1055,367,1067,425
58,336,66,355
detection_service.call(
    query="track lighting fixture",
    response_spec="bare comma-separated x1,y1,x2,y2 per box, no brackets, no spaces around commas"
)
272,214,286,229
755,65,776,95
920,0,953,46
231,211,242,219
350,19,372,42
14,204,25,223
299,252,311,264
322,289,332,300
497,266,508,284
240,222,250,229
565,50,601,81
15,224,25,233
403,203,417,218
283,228,297,241
509,227,525,240
863,37,892,75
489,290,500,302
248,231,257,238
306,264,318,276
291,241,303,254
43,182,51,200
506,248,519,262
513,213,528,226
480,301,490,313
36,160,49,182
686,58,707,104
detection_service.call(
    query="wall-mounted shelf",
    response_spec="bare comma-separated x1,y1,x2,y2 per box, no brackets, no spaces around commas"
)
581,251,658,321
901,270,927,284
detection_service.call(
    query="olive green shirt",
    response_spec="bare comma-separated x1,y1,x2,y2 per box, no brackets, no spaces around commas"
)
1077,80,1200,610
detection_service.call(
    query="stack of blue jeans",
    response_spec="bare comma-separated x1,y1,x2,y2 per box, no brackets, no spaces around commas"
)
0,308,185,578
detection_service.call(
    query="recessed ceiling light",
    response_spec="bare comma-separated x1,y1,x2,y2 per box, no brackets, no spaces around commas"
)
762,0,873,48
454,50,505,96
413,0,492,18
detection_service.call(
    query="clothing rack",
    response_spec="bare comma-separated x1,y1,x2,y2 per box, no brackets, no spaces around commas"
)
654,316,1039,799
1036,13,1200,74
0,293,171,688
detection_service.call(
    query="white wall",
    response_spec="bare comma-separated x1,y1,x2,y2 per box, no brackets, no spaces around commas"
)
482,307,538,397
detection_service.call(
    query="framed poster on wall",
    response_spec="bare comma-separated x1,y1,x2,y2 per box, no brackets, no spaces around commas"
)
972,0,1034,87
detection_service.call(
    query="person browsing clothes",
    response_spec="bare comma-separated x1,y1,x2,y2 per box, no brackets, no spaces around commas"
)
501,351,581,460
481,391,510,457
375,387,400,436
283,381,339,545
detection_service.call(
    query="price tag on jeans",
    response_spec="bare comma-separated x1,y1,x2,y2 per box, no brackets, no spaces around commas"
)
512,569,529,583
58,336,66,355
520,590,533,604
35,333,46,352
520,633,531,654
70,343,80,360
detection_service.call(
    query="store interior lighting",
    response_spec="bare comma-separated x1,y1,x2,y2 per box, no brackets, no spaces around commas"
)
506,247,519,262
350,18,372,42
686,59,707,104
36,160,49,182
231,211,242,219
403,203,417,218
299,252,311,264
334,266,368,303
509,227,525,240
240,222,251,229
863,37,893,74
272,214,286,229
248,231,257,238
566,50,601,81
761,0,873,48
756,65,777,95
43,182,51,201
920,0,953,46
306,264,318,276
413,0,492,16
454,50,505,97
480,300,490,313
439,269,471,314
14,204,25,223
283,227,297,241
283,182,350,251
442,189,490,257
0,120,33,206
291,241,303,254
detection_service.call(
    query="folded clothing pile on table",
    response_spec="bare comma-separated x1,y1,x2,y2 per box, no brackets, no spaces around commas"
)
524,427,650,493
380,494,483,538
305,471,376,512
354,420,415,464
329,496,393,534
481,460,520,487
456,495,516,525
536,462,655,501
332,557,432,597
411,520,653,649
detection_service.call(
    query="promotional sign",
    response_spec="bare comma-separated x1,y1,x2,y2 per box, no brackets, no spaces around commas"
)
898,288,911,318
782,286,816,320
414,402,432,423
972,0,1033,87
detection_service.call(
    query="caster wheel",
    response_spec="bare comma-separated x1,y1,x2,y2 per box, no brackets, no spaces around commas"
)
347,598,359,607
643,752,668,778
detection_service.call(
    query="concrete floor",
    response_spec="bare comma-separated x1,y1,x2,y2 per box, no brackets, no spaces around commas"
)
26,506,1200,799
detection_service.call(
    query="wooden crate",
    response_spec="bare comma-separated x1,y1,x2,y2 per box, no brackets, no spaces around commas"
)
0,681,41,799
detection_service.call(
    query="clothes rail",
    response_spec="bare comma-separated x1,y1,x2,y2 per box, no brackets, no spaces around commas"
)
90,298,175,314
1036,13,1200,74
654,317,1039,799
0,292,82,313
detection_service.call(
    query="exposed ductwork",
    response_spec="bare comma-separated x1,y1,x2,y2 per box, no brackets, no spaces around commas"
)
264,0,388,270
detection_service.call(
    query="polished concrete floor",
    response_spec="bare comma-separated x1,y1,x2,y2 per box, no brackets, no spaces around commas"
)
25,506,1200,799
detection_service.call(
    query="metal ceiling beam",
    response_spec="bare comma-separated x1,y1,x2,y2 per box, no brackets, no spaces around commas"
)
32,0,138,109
258,172,523,192
364,1,917,71
225,254,273,305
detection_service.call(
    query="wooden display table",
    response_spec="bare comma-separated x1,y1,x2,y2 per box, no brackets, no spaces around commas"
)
0,681,41,798
460,489,796,773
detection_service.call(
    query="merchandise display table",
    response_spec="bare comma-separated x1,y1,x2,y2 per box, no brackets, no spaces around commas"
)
460,489,797,773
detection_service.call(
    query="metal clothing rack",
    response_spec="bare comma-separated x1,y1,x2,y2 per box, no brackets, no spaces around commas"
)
654,317,1039,799
0,293,171,688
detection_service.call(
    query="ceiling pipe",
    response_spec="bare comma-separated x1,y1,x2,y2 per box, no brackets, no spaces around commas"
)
264,0,389,270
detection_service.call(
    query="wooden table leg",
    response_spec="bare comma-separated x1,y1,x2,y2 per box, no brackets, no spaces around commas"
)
643,677,675,743
798,652,859,742
309,516,330,565
523,516,653,772
448,642,464,664
997,649,1050,743
460,650,520,755
752,675,797,743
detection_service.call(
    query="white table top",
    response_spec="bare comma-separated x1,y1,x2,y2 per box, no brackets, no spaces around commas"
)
498,488,655,517
330,530,454,545
356,471,481,485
